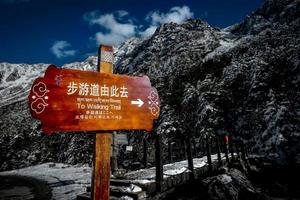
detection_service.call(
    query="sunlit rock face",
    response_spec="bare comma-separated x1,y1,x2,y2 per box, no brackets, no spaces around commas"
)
0,0,299,171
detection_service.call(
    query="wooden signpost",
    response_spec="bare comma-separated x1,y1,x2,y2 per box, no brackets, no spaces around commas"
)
93,45,112,200
28,60,159,133
28,45,160,200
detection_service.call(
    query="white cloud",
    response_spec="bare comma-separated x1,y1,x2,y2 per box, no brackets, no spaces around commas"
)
84,10,137,46
84,6,194,46
147,6,194,26
50,41,77,59
141,6,194,37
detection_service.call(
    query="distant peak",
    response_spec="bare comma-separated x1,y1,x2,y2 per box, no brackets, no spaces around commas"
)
231,0,299,35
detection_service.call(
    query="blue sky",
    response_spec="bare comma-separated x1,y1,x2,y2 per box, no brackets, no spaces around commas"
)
0,0,263,66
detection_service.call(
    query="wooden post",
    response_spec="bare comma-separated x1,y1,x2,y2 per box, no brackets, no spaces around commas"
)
193,139,198,158
241,141,247,161
224,135,229,164
91,45,113,200
246,143,250,157
247,143,252,155
183,140,187,159
143,138,148,168
198,139,202,155
216,137,222,166
229,138,234,162
224,141,229,164
168,139,173,163
206,136,212,174
202,140,206,156
244,143,247,155
155,133,163,192
235,141,240,160
186,137,194,179
210,138,214,155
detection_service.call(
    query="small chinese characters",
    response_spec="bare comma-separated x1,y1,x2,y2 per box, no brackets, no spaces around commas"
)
67,82,128,98
75,110,122,121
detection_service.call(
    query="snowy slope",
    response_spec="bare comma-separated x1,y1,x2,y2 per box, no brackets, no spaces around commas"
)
0,63,48,108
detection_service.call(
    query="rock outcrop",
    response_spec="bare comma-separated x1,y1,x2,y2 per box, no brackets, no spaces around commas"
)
201,168,268,200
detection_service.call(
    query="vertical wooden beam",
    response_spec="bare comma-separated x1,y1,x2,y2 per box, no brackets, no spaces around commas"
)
235,141,240,160
193,139,198,158
183,140,187,159
224,135,229,164
246,142,250,157
210,138,214,155
206,136,212,174
91,45,113,200
241,141,247,161
155,133,163,192
244,143,249,157
200,139,202,155
247,143,252,155
186,137,194,179
143,138,148,168
202,140,206,156
168,139,173,163
216,136,222,166
229,137,234,162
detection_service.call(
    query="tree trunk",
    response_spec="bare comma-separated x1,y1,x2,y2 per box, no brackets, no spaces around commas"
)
224,138,229,164
229,139,234,162
216,136,222,166
206,137,212,174
168,140,173,163
193,139,198,158
155,134,163,192
186,137,194,179
143,139,148,168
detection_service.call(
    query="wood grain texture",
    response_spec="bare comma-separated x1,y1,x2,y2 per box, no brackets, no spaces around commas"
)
93,132,112,200
92,45,113,200
28,64,160,134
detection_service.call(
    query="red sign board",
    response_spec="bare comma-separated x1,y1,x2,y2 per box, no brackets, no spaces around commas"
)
28,65,160,134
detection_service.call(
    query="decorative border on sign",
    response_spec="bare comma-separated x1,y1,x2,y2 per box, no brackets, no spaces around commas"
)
148,90,159,117
30,82,49,114
54,74,63,86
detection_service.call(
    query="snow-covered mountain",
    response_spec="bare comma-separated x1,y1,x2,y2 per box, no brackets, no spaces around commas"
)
0,63,47,108
0,56,99,107
0,0,299,171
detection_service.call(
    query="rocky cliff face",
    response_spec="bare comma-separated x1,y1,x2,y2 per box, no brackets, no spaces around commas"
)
115,0,300,165
0,0,299,171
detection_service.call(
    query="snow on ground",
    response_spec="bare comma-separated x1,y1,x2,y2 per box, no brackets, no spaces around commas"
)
125,153,227,181
0,153,230,199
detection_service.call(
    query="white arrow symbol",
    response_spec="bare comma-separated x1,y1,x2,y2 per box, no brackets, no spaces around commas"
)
131,99,144,107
